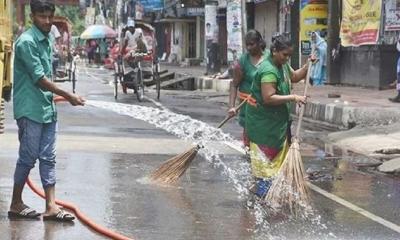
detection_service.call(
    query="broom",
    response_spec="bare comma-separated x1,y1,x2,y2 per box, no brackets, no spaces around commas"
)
150,98,248,184
264,60,314,214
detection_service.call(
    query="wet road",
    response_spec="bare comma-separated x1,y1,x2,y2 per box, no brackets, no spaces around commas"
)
0,65,399,240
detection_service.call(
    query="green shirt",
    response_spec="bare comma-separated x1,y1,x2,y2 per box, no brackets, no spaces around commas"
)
13,25,57,123
246,55,292,149
237,50,270,127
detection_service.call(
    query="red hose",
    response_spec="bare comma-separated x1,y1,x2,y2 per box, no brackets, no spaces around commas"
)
27,173,133,239
54,95,67,103
38,96,133,239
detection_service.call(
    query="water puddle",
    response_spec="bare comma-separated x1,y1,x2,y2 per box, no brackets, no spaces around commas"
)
87,100,337,239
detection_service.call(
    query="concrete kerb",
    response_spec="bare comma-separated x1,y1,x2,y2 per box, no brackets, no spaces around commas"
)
194,76,231,93
301,101,400,129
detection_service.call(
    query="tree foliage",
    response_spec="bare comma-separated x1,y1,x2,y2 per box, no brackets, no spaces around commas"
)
55,6,85,36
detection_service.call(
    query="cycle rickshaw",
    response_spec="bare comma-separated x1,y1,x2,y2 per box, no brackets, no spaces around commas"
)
113,21,160,101
52,16,78,93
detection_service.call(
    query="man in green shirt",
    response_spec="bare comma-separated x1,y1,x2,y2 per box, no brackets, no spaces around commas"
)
9,0,84,221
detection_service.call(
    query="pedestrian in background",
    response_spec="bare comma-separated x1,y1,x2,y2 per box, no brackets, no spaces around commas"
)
389,39,400,103
245,35,309,198
9,0,84,222
228,30,268,149
99,38,108,63
86,39,97,64
310,31,327,85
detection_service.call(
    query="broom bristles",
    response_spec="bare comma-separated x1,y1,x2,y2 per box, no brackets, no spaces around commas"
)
150,146,199,184
264,139,310,215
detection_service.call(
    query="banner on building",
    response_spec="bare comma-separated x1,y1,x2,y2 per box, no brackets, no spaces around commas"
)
299,0,328,55
385,0,400,31
227,1,243,62
340,0,382,46
205,4,218,42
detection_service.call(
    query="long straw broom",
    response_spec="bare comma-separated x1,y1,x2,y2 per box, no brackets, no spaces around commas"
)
264,61,314,214
150,98,248,184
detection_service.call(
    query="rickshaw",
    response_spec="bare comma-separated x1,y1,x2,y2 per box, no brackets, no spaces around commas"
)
113,21,160,101
52,16,77,93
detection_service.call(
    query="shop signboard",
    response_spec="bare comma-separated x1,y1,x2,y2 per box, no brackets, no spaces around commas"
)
139,0,163,11
186,7,204,16
385,0,400,31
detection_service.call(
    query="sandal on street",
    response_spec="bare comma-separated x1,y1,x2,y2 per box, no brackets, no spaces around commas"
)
43,210,75,222
8,207,41,219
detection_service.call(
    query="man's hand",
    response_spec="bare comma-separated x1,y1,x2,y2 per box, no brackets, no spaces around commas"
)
38,77,85,106
66,93,85,106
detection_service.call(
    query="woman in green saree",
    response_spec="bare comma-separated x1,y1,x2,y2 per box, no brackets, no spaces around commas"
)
246,35,309,198
228,30,268,148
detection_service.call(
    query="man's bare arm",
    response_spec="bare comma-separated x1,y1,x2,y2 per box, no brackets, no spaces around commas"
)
38,77,85,106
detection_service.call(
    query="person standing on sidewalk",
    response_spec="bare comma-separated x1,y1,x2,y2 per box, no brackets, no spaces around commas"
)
8,0,84,221
310,31,327,86
389,40,400,103
227,30,268,149
245,35,308,198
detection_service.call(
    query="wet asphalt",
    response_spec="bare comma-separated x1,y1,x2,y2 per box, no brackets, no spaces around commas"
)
0,64,399,240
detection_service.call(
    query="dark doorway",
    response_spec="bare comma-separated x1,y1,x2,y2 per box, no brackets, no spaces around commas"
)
188,22,196,58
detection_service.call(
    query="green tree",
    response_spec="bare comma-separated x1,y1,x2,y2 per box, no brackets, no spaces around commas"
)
55,6,85,36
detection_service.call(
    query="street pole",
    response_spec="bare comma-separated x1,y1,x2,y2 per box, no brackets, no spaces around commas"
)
327,0,341,84
241,0,247,53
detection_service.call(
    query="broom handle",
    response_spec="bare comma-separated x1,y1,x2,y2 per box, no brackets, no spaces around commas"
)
295,60,313,137
217,97,248,129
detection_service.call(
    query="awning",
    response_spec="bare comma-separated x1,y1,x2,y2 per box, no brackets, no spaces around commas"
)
155,18,196,23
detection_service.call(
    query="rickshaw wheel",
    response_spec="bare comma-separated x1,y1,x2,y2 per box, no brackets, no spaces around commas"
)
114,77,118,100
156,76,160,100
154,62,161,100
72,71,76,94
136,69,144,102
113,63,119,100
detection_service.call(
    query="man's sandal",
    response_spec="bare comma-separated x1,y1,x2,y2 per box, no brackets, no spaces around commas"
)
43,210,75,222
8,207,41,219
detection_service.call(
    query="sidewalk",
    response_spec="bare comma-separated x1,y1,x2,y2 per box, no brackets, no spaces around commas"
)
161,63,232,93
292,83,400,129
